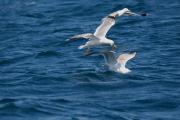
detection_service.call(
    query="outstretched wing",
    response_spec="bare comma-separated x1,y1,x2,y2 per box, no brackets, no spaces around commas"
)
109,8,129,17
117,52,136,67
93,8,130,39
102,51,117,65
66,33,94,42
94,17,115,38
109,8,139,17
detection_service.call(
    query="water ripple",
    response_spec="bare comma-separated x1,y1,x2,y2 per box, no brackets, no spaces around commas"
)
0,0,180,119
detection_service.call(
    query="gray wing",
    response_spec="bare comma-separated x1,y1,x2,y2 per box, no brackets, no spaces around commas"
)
102,51,117,65
117,52,136,67
94,17,115,38
109,8,128,17
93,8,128,38
109,8,140,17
66,33,94,42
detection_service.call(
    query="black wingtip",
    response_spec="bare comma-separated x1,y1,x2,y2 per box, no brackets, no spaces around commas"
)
140,12,148,16
107,15,116,19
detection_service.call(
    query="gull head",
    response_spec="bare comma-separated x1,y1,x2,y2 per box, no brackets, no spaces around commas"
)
109,40,117,50
112,44,117,50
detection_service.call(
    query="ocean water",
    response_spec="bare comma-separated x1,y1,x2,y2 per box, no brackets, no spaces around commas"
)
0,0,180,120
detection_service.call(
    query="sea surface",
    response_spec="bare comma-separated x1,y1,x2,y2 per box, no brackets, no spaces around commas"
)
0,0,180,120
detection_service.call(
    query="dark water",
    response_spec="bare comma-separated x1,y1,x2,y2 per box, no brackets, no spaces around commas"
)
0,0,180,119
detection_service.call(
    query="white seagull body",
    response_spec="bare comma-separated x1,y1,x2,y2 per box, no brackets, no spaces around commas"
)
67,8,139,53
101,51,136,74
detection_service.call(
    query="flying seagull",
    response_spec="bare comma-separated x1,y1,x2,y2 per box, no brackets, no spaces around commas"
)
89,51,136,74
67,8,140,54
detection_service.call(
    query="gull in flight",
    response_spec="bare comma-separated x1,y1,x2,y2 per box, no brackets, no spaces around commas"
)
90,51,136,74
67,8,140,54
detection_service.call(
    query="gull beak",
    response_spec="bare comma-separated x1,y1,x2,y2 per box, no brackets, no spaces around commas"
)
112,44,117,50
125,11,140,16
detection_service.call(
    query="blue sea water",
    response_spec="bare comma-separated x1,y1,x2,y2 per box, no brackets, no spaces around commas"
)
0,0,180,119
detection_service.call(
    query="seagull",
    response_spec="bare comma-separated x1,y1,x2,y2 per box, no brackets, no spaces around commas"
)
90,51,136,74
67,8,140,54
